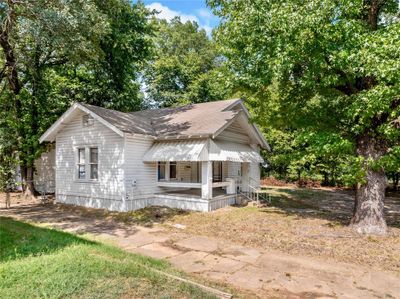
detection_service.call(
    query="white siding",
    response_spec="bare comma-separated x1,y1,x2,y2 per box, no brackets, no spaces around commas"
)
55,111,125,209
34,148,56,183
178,162,192,182
217,118,250,144
34,148,56,193
124,134,160,200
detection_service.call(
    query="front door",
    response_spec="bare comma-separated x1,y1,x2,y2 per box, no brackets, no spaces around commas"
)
212,161,222,182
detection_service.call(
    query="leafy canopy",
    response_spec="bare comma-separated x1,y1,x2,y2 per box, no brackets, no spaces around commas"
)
144,17,231,107
209,0,400,180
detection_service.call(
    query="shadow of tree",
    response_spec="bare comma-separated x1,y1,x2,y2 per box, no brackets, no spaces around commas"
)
258,188,400,228
0,203,191,239
0,217,94,262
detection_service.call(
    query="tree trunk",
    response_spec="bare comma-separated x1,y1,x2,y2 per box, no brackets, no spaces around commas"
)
393,173,399,191
5,191,10,208
21,166,35,198
350,134,387,235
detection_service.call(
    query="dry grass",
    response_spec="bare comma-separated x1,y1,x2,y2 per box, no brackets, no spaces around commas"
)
3,188,399,274
53,204,190,226
165,187,400,273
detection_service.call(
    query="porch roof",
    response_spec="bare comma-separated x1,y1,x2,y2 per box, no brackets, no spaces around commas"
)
143,139,208,162
142,139,264,163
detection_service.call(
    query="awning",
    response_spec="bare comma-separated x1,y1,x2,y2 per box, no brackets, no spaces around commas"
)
143,139,208,162
209,140,264,163
143,139,264,163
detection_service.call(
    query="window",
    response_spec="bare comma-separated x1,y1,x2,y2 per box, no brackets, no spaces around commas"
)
212,161,222,182
77,148,85,179
82,114,94,127
170,162,177,179
158,162,166,180
90,147,98,180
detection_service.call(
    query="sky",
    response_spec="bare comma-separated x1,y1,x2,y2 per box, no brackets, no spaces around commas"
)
138,0,220,36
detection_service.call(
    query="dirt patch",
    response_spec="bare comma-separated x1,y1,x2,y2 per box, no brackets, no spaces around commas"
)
0,192,40,208
165,187,400,273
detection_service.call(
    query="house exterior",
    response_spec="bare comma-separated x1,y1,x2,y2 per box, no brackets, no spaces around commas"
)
38,99,269,212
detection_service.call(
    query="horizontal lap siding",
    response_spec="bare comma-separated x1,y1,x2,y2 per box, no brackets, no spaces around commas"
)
34,148,56,183
56,111,125,203
178,162,191,182
250,146,261,187
124,135,160,199
217,119,250,144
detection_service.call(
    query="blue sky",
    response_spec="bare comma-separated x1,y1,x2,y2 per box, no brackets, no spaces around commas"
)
139,1,220,35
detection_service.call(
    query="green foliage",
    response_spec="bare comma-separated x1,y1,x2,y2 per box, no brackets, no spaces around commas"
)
0,0,153,178
0,217,218,299
0,95,17,192
144,17,231,107
209,0,400,184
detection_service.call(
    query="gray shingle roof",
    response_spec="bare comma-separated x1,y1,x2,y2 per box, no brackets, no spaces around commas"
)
80,99,241,139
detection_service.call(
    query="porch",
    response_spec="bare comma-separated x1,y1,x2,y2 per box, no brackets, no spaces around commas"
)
143,139,263,204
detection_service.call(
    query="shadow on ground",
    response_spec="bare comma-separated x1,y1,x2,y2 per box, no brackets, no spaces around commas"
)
258,188,400,228
0,203,190,238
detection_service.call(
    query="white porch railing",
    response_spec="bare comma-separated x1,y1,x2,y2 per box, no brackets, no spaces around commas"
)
157,181,201,188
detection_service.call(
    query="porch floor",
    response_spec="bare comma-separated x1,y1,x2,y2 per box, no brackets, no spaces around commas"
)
164,188,229,199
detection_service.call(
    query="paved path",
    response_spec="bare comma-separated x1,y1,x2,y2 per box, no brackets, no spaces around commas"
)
2,203,400,298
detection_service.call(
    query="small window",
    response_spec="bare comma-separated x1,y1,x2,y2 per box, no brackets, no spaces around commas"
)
82,114,94,127
170,162,177,179
90,147,98,180
77,148,85,179
158,162,166,181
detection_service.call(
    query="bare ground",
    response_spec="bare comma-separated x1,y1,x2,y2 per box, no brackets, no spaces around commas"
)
166,187,400,273
1,188,400,298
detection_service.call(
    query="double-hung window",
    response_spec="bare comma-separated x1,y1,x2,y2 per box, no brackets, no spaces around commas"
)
89,147,98,180
77,148,86,179
77,147,99,181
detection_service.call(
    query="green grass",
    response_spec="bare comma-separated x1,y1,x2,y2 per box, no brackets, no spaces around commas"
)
0,217,218,299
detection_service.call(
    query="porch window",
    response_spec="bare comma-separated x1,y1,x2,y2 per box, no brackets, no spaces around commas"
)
169,162,177,179
77,148,85,179
158,162,166,180
90,147,98,180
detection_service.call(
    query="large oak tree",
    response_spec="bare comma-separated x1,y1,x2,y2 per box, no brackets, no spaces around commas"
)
209,0,400,234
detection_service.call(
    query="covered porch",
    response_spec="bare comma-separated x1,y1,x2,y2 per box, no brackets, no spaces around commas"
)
143,139,263,202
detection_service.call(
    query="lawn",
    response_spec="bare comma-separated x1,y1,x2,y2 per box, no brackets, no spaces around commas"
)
166,187,400,273
0,217,220,299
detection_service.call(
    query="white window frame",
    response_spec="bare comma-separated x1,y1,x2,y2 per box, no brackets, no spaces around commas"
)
75,145,99,182
77,147,86,180
89,147,98,180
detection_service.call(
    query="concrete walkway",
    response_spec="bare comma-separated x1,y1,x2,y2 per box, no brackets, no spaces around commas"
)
106,227,400,299
2,204,400,298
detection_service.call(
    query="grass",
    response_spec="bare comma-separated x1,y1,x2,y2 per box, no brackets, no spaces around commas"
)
56,204,189,226
0,217,218,299
166,187,400,273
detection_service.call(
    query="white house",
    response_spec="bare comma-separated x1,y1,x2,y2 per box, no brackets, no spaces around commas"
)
38,99,269,212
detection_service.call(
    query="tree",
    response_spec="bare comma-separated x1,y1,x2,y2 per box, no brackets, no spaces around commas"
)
144,17,230,107
0,0,153,196
209,0,400,234
0,93,17,208
0,0,108,196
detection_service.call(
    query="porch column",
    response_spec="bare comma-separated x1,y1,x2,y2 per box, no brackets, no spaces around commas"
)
241,162,250,192
201,161,213,199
